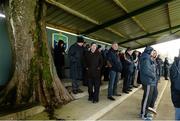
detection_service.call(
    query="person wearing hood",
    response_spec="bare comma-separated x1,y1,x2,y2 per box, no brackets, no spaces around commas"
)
139,46,156,120
170,52,180,120
54,40,65,79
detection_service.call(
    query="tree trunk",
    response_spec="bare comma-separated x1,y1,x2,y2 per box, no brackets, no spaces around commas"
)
0,0,73,108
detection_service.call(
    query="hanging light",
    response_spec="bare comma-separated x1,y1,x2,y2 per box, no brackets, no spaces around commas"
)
0,13,5,18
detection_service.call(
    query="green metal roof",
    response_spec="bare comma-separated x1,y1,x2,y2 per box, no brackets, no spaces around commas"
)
46,0,180,49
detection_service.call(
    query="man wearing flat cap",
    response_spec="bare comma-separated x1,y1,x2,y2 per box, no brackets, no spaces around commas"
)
68,36,84,94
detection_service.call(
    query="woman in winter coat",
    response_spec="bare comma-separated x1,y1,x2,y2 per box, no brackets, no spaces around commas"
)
54,40,65,79
84,42,103,103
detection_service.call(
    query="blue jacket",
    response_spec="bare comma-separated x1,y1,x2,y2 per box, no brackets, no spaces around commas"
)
107,48,122,72
140,46,156,86
170,57,180,108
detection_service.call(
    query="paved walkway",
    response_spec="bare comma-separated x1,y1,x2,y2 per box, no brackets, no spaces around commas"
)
25,79,174,120
155,80,174,120
100,80,173,120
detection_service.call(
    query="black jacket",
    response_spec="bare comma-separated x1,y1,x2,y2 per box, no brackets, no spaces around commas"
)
107,48,122,72
54,45,65,67
84,50,103,80
170,57,180,108
68,43,84,79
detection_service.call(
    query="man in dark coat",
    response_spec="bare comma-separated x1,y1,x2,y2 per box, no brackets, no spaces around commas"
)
107,42,122,101
164,57,170,80
68,36,84,94
170,54,180,120
84,42,103,103
54,40,65,79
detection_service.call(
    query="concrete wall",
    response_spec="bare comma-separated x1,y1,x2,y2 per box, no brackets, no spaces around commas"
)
0,18,12,86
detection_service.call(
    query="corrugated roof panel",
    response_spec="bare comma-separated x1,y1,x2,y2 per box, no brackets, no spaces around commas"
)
121,41,141,48
89,29,125,43
136,38,155,45
110,19,146,38
117,0,157,12
135,6,169,32
168,0,180,26
55,0,125,23
47,11,95,32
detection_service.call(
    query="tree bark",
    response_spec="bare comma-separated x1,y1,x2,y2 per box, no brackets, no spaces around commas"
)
0,0,73,108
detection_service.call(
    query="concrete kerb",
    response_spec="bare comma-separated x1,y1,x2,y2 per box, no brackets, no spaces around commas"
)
0,106,45,120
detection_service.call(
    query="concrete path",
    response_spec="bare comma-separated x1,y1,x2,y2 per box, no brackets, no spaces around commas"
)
24,79,173,120
100,80,170,120
155,80,174,120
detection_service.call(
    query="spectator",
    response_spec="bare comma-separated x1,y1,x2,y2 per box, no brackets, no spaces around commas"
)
122,48,134,94
164,57,170,80
107,42,122,101
148,50,159,115
54,40,65,79
170,53,180,120
139,46,156,120
68,36,84,94
84,42,103,103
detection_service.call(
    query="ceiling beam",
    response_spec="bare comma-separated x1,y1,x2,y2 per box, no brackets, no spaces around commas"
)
166,4,172,34
46,0,126,38
119,24,180,45
113,0,148,32
81,0,173,35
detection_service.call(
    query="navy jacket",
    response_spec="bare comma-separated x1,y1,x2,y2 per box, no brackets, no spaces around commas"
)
170,57,180,108
107,48,122,72
140,47,156,86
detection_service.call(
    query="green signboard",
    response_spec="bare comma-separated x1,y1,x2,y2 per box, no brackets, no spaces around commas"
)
52,33,68,52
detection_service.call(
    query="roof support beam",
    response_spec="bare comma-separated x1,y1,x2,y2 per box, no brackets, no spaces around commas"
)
119,24,180,45
166,4,172,34
46,0,126,38
81,0,173,35
113,0,148,32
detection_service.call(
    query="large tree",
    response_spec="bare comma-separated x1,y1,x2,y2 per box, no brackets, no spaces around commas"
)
0,0,73,108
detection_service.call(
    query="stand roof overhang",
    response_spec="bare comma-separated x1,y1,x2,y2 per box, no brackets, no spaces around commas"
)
46,0,180,49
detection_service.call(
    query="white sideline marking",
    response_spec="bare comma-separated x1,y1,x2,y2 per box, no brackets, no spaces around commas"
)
154,80,168,110
86,86,142,120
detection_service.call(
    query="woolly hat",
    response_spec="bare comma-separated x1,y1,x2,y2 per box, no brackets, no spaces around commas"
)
77,36,84,43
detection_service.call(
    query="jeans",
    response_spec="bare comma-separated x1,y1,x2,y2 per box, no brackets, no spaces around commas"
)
175,108,180,120
108,70,119,97
150,83,158,108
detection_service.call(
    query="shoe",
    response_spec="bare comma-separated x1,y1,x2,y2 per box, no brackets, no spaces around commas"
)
72,90,78,94
123,91,129,94
77,89,83,93
92,100,99,103
88,98,92,101
148,107,157,115
141,113,153,120
107,96,115,101
133,85,138,88
127,89,132,92
115,93,121,96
